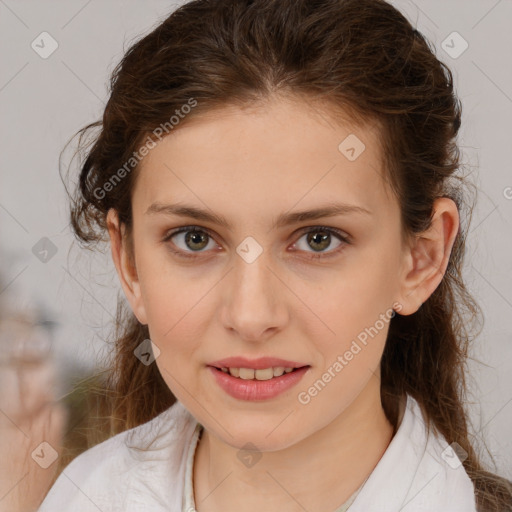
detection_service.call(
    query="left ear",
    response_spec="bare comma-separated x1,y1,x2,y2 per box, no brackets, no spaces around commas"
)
396,197,459,315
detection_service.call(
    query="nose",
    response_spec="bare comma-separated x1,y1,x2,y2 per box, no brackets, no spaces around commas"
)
220,247,288,343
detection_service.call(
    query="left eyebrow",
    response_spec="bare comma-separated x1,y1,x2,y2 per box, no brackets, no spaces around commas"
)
273,202,372,229
145,201,372,230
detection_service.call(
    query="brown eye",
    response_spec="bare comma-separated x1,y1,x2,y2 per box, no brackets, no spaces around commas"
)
305,230,332,252
293,227,349,257
182,230,210,251
163,227,216,256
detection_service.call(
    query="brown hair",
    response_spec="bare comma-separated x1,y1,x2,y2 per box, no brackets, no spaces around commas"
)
62,0,512,510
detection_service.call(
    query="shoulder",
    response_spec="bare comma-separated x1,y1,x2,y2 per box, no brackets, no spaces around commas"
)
38,400,198,512
350,394,477,512
406,396,478,511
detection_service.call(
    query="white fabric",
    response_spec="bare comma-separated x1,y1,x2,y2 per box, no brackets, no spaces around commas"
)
37,394,477,512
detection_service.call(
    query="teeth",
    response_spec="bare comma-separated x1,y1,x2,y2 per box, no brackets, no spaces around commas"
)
273,367,285,377
255,368,274,380
222,366,299,379
239,368,255,379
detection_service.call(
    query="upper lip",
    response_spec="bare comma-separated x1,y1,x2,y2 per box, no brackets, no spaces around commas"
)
208,356,309,370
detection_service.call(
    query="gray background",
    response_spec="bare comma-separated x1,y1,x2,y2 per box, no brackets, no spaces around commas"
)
1,0,511,477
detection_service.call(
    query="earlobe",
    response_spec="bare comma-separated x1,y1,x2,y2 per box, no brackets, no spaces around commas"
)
106,208,148,325
396,198,459,316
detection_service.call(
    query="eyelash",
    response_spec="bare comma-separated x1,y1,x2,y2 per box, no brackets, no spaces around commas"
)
162,225,351,261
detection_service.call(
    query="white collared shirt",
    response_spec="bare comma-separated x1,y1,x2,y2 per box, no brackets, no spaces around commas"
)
38,394,477,511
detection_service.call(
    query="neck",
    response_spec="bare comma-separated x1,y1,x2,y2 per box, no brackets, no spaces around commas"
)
192,380,395,512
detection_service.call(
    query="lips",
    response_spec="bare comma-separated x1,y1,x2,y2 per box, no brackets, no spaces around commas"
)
208,364,311,401
207,357,311,400
208,356,309,370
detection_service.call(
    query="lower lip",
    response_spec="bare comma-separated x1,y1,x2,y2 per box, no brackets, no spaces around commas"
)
207,366,310,401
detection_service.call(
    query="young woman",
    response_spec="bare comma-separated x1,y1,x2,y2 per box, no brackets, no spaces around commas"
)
38,0,512,511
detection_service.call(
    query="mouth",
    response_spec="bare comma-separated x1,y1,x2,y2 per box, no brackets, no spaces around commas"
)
207,363,311,401
207,356,310,381
210,365,310,380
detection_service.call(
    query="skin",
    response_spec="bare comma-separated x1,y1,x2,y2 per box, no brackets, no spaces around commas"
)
107,94,459,512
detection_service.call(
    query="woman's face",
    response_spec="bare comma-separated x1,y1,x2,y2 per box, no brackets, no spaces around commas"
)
117,96,409,450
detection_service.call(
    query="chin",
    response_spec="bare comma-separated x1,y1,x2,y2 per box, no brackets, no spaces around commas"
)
210,419,307,453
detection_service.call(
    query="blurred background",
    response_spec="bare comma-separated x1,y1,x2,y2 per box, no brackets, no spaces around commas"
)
1,0,511,510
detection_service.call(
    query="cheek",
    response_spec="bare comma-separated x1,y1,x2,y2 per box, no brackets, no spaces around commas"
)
295,239,401,373
136,248,209,353
138,261,210,398
302,246,399,331
294,270,394,425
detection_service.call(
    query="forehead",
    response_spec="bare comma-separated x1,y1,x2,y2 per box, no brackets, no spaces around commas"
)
133,96,396,226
